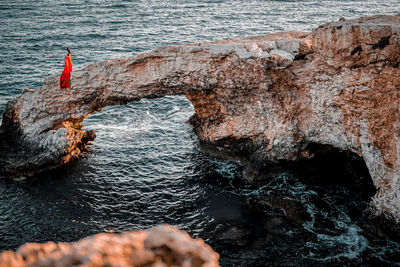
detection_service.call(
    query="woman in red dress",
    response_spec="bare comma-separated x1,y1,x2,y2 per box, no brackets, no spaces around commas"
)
60,48,72,88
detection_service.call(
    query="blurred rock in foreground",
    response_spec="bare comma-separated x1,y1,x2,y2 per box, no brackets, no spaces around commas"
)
0,225,219,267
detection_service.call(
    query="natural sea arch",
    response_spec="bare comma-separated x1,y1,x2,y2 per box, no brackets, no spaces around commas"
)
1,15,400,220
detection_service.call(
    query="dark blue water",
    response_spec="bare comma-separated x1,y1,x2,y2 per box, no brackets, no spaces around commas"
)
1,1,400,265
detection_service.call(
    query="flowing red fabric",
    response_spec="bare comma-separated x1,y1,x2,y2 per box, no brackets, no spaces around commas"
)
60,55,72,88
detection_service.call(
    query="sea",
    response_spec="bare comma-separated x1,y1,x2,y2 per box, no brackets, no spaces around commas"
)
0,1,400,266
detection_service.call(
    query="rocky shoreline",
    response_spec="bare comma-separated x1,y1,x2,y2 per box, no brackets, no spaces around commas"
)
0,14,400,229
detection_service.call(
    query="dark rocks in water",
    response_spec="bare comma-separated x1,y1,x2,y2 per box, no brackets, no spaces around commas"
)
211,222,254,248
359,212,400,242
201,198,316,265
245,195,311,226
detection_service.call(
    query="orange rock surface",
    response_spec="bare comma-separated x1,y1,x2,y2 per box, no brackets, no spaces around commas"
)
0,225,219,267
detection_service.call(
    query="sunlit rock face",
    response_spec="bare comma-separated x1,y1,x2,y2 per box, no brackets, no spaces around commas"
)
0,225,219,267
1,14,400,220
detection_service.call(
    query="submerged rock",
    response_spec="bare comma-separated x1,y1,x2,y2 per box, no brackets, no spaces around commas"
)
0,225,219,267
1,14,400,221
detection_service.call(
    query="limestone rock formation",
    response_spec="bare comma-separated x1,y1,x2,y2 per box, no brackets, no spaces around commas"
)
0,225,219,267
1,14,400,220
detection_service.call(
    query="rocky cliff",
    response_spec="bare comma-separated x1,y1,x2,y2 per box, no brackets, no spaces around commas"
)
0,225,219,267
1,14,400,221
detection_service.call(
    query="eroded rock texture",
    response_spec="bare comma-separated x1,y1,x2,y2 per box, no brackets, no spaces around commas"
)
1,14,400,220
0,225,219,267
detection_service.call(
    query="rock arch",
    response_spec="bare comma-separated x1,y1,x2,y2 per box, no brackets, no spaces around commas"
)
1,14,400,221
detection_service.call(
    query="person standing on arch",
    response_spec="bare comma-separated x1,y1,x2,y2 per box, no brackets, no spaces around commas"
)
60,48,72,88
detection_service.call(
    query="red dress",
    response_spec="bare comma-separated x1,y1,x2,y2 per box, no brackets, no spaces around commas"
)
60,55,72,88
